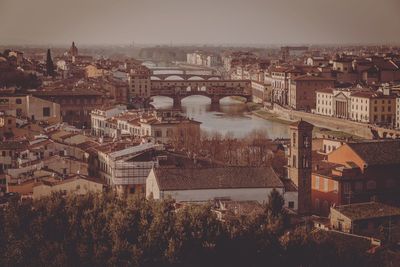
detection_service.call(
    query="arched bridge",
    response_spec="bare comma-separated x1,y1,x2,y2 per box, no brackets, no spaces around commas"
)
150,69,221,81
149,80,252,107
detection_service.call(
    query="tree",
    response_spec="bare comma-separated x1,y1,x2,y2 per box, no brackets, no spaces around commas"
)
46,49,55,77
266,189,285,218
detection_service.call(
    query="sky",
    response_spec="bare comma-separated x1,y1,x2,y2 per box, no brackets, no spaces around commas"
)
1,0,400,46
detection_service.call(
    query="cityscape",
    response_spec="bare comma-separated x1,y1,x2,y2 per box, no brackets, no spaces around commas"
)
1,0,400,266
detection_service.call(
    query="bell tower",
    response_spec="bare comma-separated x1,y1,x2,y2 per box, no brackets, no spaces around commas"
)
287,120,313,214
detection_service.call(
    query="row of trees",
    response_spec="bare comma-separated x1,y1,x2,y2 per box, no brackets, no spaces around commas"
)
0,191,374,267
170,128,287,176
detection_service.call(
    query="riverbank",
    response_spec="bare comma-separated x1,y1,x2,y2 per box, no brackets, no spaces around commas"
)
252,108,363,140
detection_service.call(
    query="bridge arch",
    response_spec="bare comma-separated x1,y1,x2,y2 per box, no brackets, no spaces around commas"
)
164,75,185,80
187,76,205,80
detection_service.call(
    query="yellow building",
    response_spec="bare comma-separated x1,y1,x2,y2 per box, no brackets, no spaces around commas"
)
85,64,110,78
32,175,104,199
0,94,60,123
350,91,396,126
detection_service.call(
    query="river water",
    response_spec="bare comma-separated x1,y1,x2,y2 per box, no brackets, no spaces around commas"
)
151,95,289,139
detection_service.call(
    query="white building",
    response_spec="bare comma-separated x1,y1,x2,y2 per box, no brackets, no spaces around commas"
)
91,105,128,136
146,166,298,210
97,142,163,195
91,107,201,144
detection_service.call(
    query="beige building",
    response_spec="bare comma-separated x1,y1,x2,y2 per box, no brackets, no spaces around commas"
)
128,65,152,99
32,175,104,199
85,64,110,78
91,107,201,145
0,94,60,122
350,91,396,125
330,202,400,238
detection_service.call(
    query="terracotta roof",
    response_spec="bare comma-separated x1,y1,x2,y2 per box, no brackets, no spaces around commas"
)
346,140,400,166
154,166,283,191
333,202,400,221
292,75,334,81
0,140,29,150
316,88,334,94
33,89,102,96
290,120,314,129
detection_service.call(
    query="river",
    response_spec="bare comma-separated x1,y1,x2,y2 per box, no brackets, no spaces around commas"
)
151,95,289,139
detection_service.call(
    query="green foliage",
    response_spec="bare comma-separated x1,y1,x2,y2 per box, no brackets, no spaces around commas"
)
0,192,371,267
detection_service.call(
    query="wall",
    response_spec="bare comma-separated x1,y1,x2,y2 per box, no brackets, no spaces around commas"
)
272,105,374,139
33,178,103,199
160,187,285,204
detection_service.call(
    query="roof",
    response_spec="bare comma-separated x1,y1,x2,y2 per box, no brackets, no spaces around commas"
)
316,87,334,94
292,74,335,81
154,166,283,191
0,140,29,150
290,119,314,129
33,89,102,96
346,140,400,166
332,202,400,221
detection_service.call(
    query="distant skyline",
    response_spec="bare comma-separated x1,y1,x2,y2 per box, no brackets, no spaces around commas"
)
1,0,400,46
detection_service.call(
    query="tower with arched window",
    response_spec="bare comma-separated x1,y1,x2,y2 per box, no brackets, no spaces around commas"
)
287,119,313,214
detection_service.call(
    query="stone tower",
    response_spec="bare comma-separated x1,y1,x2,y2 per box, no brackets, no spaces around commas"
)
70,41,78,57
287,119,313,215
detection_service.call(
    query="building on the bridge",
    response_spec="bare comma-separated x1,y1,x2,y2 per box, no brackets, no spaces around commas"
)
91,106,201,144
149,79,252,107
311,139,400,216
288,74,335,111
128,65,152,100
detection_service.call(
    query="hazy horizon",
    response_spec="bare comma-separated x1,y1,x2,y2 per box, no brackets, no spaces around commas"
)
1,0,400,46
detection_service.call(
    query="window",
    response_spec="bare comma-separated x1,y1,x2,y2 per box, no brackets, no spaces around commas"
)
293,133,296,147
16,98,22,104
343,182,351,193
155,130,162,138
315,176,320,189
288,201,294,209
130,187,136,194
324,179,329,192
43,107,51,117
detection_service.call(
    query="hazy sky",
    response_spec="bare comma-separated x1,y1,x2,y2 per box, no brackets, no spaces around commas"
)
1,0,400,45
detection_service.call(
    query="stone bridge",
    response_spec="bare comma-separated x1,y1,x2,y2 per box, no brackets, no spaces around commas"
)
149,79,252,108
150,69,221,81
